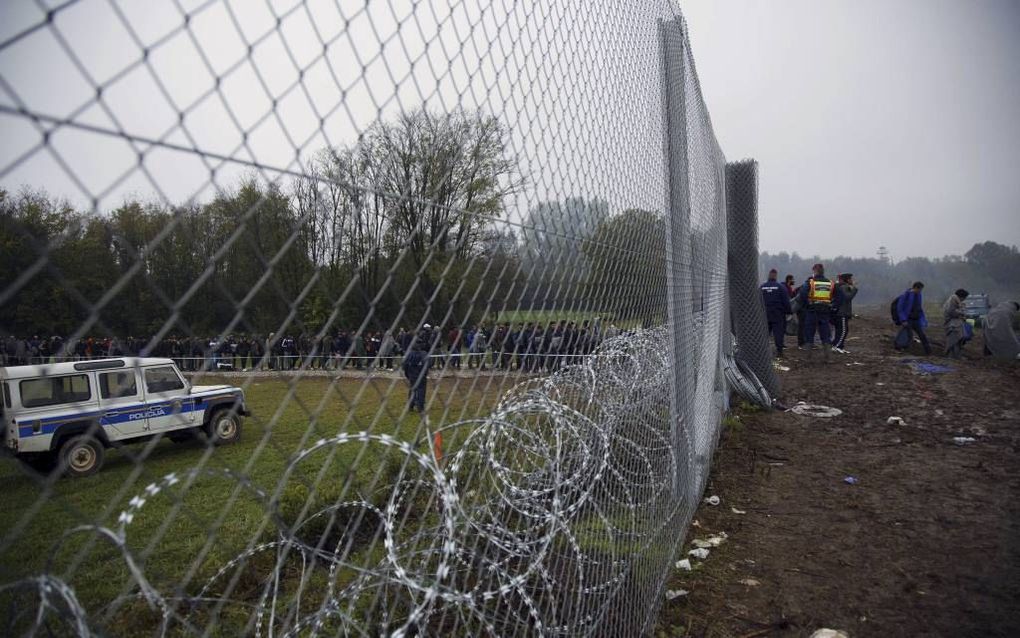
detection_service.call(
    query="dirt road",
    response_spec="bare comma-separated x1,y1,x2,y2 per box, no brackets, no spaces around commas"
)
656,314,1020,637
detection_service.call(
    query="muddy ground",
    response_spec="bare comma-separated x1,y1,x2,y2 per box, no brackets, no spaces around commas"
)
656,314,1020,637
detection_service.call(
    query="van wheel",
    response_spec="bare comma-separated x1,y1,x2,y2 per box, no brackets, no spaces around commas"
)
59,435,104,478
206,410,242,446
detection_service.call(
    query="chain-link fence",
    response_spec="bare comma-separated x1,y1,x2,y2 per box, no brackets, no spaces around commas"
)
0,1,771,635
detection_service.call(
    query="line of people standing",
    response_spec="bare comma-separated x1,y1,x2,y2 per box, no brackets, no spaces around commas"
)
2,317,621,374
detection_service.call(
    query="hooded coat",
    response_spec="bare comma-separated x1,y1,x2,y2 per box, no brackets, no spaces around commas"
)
942,294,967,352
983,302,1020,360
834,283,858,318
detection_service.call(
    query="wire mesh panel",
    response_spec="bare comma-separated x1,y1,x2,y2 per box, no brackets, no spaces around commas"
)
0,1,766,635
726,160,780,398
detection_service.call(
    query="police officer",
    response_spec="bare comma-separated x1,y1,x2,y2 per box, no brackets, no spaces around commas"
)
761,268,793,357
402,338,429,412
797,263,843,359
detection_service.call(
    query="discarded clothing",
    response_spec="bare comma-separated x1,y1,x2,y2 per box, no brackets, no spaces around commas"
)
901,359,954,375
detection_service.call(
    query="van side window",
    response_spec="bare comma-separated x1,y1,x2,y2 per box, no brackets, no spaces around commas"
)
19,375,92,408
144,367,184,393
2,382,10,409
100,371,138,399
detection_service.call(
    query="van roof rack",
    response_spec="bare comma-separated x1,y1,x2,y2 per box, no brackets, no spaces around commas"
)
73,359,126,371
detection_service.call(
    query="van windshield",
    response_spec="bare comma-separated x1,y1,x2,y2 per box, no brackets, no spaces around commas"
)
19,375,92,408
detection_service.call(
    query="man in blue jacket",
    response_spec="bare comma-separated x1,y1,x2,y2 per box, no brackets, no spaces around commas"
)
402,328,432,413
797,263,843,358
895,281,931,355
761,268,793,357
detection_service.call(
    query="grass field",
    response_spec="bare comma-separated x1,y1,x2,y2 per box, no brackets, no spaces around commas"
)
0,374,509,633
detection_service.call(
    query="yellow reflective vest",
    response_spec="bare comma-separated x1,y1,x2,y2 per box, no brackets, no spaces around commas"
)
808,278,833,304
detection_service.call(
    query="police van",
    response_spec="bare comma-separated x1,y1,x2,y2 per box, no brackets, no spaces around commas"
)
1,358,248,477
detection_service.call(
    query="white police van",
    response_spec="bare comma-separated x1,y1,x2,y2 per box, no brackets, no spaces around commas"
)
1,358,248,477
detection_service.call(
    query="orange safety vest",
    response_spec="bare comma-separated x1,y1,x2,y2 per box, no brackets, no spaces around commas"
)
808,278,833,304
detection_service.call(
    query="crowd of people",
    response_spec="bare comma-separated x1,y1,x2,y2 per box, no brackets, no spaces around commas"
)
761,262,1020,361
0,318,625,374
760,263,857,359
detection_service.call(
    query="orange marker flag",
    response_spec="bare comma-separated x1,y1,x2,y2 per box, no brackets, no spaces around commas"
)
433,431,443,464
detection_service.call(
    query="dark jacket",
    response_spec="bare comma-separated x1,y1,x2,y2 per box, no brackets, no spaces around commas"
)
402,348,429,383
760,278,793,318
834,283,858,318
896,290,927,327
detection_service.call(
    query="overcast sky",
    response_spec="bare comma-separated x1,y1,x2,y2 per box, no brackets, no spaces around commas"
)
683,0,1020,259
0,0,672,235
1,0,1018,260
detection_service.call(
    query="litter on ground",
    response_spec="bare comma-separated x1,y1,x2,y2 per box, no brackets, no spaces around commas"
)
703,495,721,506
901,358,955,375
952,436,977,446
675,558,692,571
665,589,689,600
688,548,710,559
738,578,761,587
843,476,858,485
886,416,906,425
692,533,728,549
810,630,849,638
731,506,747,515
790,402,843,418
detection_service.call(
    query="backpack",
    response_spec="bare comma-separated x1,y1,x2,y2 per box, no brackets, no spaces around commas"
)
889,296,900,324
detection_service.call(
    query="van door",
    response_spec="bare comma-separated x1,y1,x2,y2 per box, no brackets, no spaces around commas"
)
141,365,196,432
98,369,148,438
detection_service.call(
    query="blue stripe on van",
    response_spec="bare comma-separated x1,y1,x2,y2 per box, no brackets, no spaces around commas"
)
15,393,236,438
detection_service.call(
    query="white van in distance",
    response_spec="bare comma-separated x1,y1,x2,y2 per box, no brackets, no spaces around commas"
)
1,358,249,477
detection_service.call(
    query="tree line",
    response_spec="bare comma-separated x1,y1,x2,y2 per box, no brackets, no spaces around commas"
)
0,108,666,341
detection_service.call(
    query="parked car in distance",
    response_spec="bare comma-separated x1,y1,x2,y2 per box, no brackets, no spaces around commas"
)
963,294,992,327
1,358,248,477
